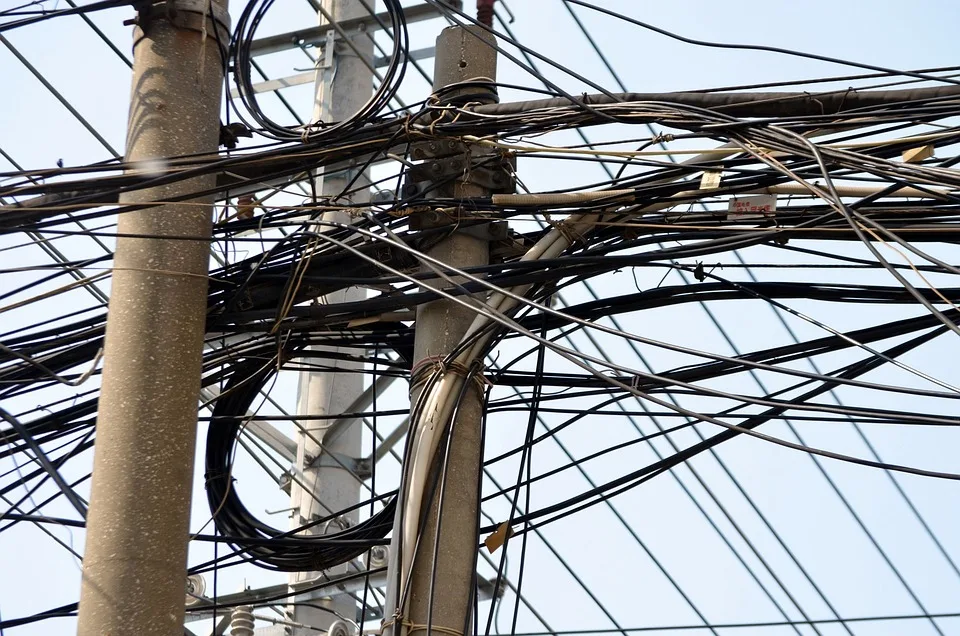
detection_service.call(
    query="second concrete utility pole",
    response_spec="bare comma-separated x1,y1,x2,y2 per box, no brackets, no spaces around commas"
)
386,24,501,636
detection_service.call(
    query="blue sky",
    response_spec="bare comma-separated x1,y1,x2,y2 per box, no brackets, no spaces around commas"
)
2,1,960,634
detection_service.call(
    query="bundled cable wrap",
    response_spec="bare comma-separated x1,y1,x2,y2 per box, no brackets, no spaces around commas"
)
230,0,409,142
204,352,395,572
5,5,960,628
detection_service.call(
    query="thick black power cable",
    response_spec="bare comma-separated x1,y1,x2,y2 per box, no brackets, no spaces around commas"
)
5,11,960,636
0,0,127,32
231,0,408,142
491,9,960,612
0,406,86,519
203,353,395,572
565,0,960,87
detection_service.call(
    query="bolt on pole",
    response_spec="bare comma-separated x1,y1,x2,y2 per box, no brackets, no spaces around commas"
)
386,25,500,636
77,2,228,634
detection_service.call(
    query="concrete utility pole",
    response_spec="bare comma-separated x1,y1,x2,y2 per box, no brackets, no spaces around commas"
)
397,25,500,636
77,1,228,635
287,1,373,633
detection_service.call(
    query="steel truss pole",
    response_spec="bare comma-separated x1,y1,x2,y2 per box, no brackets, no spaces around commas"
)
287,1,373,634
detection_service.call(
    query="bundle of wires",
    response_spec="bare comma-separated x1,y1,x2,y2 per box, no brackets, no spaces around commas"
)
231,0,409,141
204,352,396,572
7,2,960,630
4,42,960,577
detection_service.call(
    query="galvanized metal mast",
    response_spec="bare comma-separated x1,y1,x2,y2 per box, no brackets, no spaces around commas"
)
286,1,373,633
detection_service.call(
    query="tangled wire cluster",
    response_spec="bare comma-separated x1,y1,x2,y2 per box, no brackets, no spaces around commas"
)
1,0,960,631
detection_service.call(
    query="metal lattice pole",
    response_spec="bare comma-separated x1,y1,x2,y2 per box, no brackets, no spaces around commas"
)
287,1,373,633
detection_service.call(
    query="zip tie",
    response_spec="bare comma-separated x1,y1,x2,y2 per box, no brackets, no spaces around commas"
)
380,617,464,636
552,218,586,246
410,356,488,394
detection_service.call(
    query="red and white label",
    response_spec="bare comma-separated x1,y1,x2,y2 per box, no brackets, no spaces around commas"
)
728,194,777,220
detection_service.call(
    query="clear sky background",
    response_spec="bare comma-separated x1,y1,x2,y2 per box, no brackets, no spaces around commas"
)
2,1,960,635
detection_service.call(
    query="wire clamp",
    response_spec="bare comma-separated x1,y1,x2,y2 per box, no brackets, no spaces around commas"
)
305,449,372,480
402,139,516,205
410,356,489,394
318,28,337,69
128,0,231,57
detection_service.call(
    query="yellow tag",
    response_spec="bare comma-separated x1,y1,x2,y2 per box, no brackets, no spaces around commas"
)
484,522,513,553
902,145,934,164
346,316,379,328
699,171,722,190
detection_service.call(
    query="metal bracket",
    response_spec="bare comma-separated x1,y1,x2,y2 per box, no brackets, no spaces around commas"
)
319,28,336,69
279,452,371,494
455,220,509,241
279,470,293,495
411,139,465,160
128,0,231,57
403,139,516,202
305,449,371,480
407,214,524,262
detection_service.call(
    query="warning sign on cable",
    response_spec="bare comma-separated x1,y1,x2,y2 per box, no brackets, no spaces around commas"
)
728,194,777,220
